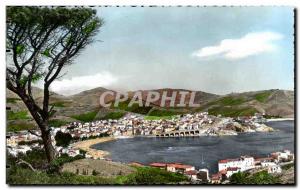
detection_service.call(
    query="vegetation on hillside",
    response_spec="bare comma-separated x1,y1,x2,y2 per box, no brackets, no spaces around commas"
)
115,166,188,185
208,106,257,117
50,101,67,107
230,171,280,184
48,119,70,128
55,131,73,147
71,111,98,122
100,111,126,120
147,108,185,117
7,122,36,132
7,111,30,120
113,100,152,114
7,98,21,103
7,149,188,185
254,92,271,103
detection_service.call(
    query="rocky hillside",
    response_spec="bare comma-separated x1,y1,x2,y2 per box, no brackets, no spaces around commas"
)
6,87,294,131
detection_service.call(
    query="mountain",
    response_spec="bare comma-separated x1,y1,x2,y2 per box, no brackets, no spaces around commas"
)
6,87,294,131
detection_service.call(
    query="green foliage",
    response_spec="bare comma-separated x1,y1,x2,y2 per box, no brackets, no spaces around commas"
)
7,167,115,185
18,140,43,146
281,163,294,170
55,131,72,147
11,148,48,170
264,115,282,119
218,97,246,106
230,171,280,184
42,48,51,57
100,111,125,120
7,122,36,132
48,153,84,174
50,101,66,107
147,108,184,117
92,170,99,176
208,106,257,117
7,110,30,120
255,92,271,103
229,171,248,184
115,167,188,185
16,44,25,54
48,119,69,128
71,111,98,122
7,98,21,103
78,132,109,141
113,100,152,114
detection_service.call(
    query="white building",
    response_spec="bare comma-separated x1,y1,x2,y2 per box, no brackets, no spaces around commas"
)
218,156,255,172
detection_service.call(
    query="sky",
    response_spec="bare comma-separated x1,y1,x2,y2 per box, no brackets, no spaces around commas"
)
50,7,294,96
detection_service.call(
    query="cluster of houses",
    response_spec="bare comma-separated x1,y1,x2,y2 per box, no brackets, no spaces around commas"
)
147,162,210,182
7,112,274,159
211,150,294,184
135,149,294,184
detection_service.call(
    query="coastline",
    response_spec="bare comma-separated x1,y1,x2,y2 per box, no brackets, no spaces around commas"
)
72,137,115,159
267,118,294,122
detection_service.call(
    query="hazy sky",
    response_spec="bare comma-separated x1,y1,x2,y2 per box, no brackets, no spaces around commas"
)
50,7,294,95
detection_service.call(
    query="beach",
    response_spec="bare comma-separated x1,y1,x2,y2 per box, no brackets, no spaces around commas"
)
72,137,115,159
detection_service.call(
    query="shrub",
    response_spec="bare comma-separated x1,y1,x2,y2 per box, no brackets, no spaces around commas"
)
50,101,66,107
7,98,21,103
230,171,280,184
71,111,98,122
7,111,30,120
55,131,73,147
7,167,115,184
147,109,184,117
7,122,36,132
116,167,188,185
48,120,69,128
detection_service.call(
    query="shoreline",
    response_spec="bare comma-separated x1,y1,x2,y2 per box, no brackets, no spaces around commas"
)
70,119,289,159
72,137,115,159
267,118,294,122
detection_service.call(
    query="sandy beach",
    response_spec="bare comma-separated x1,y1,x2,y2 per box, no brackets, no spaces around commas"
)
72,137,115,159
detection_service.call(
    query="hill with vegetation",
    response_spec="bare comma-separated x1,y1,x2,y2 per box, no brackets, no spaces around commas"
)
6,87,294,131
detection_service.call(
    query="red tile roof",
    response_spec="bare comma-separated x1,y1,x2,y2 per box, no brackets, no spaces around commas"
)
149,163,166,167
167,163,194,169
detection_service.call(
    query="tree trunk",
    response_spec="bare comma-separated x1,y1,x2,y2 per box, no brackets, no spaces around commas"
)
40,125,56,163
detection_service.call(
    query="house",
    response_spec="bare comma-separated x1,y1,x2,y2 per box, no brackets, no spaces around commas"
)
211,173,222,184
149,162,166,169
166,163,195,173
198,168,210,182
271,150,294,162
184,170,198,181
218,156,254,172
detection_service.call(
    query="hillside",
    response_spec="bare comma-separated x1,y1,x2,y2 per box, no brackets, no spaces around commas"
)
6,87,294,131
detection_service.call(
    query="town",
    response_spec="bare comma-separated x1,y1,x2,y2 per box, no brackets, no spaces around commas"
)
7,112,274,157
7,111,291,184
